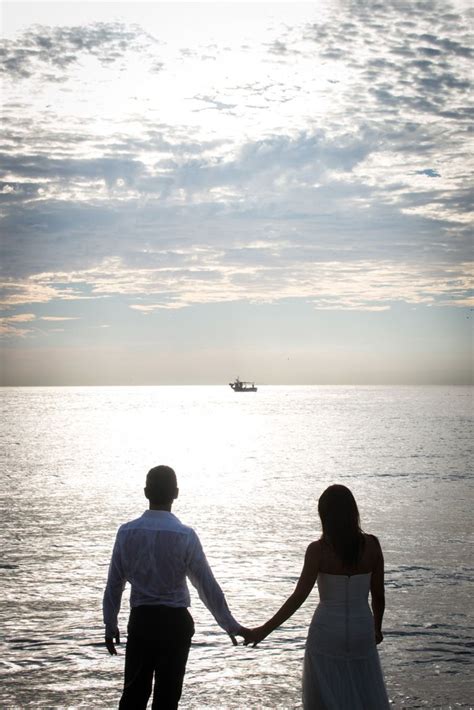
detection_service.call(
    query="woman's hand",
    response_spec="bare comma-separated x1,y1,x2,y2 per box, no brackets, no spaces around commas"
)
242,625,268,647
375,629,384,645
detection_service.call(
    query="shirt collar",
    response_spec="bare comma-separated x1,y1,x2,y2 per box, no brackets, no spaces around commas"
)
142,509,176,518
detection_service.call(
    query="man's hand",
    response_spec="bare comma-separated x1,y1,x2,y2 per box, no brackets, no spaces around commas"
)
375,629,384,645
105,629,120,655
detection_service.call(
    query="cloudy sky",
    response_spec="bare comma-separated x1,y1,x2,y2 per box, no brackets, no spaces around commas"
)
1,0,472,385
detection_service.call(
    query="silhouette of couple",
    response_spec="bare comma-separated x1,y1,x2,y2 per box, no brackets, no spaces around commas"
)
103,465,389,709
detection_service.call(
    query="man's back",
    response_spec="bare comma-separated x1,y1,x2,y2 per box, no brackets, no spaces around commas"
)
114,510,197,608
104,507,240,640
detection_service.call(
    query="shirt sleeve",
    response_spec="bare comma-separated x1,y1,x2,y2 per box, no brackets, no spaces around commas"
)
103,532,126,638
186,531,241,635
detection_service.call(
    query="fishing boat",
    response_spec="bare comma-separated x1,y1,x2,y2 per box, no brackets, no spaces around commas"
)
229,377,257,392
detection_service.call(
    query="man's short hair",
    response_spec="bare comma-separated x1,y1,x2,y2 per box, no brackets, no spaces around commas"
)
145,465,178,504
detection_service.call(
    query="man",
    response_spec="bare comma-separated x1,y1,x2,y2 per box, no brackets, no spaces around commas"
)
103,465,245,709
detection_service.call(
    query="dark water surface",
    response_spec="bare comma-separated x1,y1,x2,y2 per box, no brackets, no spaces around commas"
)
1,385,472,708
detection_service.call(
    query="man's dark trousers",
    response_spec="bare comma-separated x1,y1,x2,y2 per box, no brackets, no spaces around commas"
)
118,605,195,710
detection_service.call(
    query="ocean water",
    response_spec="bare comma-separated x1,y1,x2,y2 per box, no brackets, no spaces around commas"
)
0,385,472,709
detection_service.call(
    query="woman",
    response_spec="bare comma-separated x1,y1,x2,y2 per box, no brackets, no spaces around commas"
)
245,485,390,709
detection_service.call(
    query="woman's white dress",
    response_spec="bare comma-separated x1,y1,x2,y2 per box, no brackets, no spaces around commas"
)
302,572,389,709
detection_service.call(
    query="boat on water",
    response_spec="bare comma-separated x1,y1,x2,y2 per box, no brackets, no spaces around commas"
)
229,377,257,392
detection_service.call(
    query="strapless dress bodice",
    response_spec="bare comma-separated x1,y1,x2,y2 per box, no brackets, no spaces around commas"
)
317,572,371,609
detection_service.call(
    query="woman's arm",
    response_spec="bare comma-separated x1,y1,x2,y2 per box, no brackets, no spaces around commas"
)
370,536,385,644
245,541,320,646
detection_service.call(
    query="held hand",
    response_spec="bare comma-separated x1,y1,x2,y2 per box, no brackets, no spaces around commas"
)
243,625,268,647
228,626,252,646
105,629,120,655
375,629,383,645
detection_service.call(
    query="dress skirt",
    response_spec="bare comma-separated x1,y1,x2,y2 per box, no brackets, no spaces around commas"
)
303,642,389,709
302,573,390,710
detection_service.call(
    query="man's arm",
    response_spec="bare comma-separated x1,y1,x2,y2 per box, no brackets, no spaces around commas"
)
186,532,242,640
103,533,126,655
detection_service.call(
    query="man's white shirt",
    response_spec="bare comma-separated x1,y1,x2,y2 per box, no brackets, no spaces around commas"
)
103,510,241,637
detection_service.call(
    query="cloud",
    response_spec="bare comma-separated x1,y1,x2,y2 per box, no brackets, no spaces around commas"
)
0,279,89,307
1,252,471,317
0,312,36,336
0,1,472,335
3,313,36,322
130,303,188,313
0,22,158,81
0,153,146,186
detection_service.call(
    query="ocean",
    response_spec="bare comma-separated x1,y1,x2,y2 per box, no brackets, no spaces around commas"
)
1,385,472,708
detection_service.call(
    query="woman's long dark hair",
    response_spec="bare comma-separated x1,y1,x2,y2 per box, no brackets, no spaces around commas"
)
318,484,364,567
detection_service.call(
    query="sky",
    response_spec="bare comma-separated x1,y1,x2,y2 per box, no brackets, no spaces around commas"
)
0,0,472,385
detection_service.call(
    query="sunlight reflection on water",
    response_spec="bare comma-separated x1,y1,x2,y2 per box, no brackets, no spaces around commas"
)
1,385,473,708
